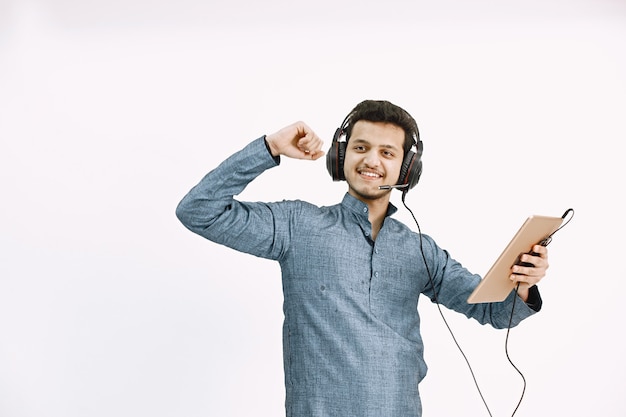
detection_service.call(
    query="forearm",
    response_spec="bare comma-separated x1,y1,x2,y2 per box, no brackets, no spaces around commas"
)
175,136,279,239
430,257,540,328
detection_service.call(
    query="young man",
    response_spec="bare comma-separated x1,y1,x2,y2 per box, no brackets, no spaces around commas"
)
176,100,548,417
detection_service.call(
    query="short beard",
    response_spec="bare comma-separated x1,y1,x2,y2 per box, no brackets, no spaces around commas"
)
347,183,390,201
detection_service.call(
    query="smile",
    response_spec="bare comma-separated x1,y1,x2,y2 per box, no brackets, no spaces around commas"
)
358,169,383,179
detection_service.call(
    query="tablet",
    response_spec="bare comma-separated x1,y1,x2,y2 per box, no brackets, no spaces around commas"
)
467,214,563,304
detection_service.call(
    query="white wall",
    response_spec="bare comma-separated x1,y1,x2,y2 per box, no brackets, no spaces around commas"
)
1,1,624,416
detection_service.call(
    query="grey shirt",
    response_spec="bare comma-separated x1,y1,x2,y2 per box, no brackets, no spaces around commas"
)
176,136,539,417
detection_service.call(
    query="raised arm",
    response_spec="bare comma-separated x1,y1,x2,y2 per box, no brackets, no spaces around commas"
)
175,122,324,260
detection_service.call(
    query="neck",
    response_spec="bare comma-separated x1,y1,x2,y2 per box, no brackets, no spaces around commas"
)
349,190,390,240
365,198,389,223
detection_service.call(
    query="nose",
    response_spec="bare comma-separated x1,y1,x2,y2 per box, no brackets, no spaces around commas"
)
363,150,381,167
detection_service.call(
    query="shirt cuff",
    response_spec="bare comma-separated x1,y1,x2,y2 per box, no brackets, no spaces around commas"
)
263,135,281,165
525,285,543,312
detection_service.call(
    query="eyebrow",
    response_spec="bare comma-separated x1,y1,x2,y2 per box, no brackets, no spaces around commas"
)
351,138,402,152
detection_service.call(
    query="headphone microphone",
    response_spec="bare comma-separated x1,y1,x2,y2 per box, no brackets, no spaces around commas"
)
379,184,409,190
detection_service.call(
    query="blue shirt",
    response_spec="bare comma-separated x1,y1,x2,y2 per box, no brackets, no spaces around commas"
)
176,137,539,417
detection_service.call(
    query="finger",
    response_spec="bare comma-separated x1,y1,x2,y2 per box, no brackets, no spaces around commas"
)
519,253,543,268
518,258,548,276
511,263,546,284
529,253,549,270
299,146,325,160
308,149,326,160
297,134,324,156
532,245,548,257
511,264,530,277
513,273,543,286
510,271,537,286
297,131,322,149
294,121,315,140
295,143,325,161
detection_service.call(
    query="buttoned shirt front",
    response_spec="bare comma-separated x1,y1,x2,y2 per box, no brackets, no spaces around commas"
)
176,137,538,417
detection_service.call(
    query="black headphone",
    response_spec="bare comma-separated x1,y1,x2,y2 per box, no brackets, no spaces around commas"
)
326,113,423,191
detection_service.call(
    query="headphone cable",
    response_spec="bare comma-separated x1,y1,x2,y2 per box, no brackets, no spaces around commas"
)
401,191,494,417
505,207,574,416
403,193,575,417
506,283,526,417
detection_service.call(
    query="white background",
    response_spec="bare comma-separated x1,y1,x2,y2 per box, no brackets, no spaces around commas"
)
1,0,624,416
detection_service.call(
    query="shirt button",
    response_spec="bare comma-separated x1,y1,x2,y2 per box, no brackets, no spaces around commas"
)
375,248,379,254
374,272,379,278
363,207,368,213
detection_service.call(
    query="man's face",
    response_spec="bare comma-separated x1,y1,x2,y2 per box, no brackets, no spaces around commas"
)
343,120,405,202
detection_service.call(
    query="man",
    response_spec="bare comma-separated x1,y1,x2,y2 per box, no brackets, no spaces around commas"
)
176,100,548,417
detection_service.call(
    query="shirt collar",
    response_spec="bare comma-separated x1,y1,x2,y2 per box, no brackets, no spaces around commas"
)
340,193,398,218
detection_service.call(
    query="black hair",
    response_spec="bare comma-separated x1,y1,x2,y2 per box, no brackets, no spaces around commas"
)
344,100,419,155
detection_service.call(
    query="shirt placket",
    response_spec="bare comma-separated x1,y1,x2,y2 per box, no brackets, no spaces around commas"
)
369,229,385,311
357,206,386,309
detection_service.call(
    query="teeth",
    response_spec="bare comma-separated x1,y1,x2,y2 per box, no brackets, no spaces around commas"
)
360,171,381,178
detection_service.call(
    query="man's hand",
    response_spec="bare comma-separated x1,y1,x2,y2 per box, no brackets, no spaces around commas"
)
265,121,325,161
510,244,549,302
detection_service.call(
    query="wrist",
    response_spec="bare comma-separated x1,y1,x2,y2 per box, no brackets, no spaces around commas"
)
264,134,280,157
517,285,530,302
524,285,542,312
263,136,281,164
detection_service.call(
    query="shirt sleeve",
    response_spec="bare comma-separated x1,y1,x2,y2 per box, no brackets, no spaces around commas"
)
524,285,542,312
420,236,539,329
175,136,296,261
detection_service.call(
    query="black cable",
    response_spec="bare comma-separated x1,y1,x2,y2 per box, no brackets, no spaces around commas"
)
403,190,575,417
401,191,494,417
505,208,574,416
506,283,526,417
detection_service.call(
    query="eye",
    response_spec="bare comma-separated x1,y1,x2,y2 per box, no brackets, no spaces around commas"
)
353,145,366,152
382,150,395,158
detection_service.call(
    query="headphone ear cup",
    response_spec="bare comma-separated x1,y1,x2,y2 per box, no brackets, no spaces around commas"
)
398,150,422,190
326,128,347,181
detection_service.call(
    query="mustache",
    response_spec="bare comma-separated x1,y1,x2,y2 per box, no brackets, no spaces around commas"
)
357,167,384,176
